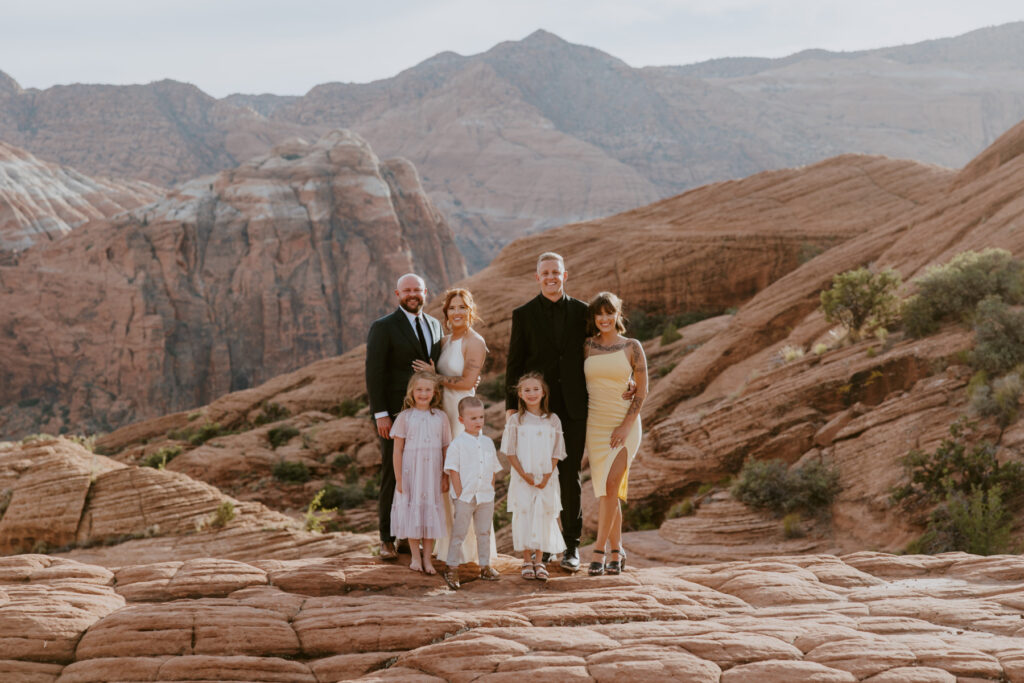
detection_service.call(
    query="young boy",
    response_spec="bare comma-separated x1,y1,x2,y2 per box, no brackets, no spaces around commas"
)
441,395,504,590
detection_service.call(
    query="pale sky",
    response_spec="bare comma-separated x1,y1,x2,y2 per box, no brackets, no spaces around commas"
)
1,0,1022,98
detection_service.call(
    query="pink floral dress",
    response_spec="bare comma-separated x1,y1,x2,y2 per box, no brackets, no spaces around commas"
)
389,407,451,539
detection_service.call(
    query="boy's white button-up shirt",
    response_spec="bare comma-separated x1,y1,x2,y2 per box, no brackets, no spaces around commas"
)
443,431,503,503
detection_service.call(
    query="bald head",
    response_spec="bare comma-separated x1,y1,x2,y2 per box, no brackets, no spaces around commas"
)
395,273,427,314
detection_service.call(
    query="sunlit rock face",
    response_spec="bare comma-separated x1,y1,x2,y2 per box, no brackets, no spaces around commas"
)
0,131,465,437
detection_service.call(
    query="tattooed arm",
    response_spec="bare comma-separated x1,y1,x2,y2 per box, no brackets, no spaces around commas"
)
609,339,648,449
435,333,487,391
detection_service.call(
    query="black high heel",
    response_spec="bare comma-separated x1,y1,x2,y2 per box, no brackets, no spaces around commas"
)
588,549,605,576
606,549,622,575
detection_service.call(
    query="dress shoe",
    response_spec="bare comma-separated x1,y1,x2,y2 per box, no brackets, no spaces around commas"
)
379,541,398,562
396,539,411,554
479,566,500,581
541,552,551,563
560,546,581,571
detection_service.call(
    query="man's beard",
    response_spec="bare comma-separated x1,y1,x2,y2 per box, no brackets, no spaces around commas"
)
400,297,423,314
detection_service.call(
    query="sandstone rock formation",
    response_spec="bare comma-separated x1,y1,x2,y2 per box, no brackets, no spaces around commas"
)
0,130,465,438
7,542,1024,681
0,142,161,253
0,436,375,563
5,23,1024,267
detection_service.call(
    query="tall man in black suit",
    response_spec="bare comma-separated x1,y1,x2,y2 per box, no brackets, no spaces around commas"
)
365,273,443,561
505,252,589,571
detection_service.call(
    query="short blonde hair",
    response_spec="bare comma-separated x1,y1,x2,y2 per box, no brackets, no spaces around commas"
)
536,252,565,271
441,288,480,331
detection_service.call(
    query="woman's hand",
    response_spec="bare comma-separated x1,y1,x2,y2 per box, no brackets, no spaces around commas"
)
521,472,535,487
441,473,450,493
610,424,631,450
537,473,551,489
396,479,404,494
411,359,435,373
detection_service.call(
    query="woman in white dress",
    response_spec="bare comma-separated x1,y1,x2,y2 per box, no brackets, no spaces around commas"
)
413,288,497,565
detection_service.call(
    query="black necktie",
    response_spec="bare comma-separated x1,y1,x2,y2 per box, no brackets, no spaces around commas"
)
415,316,429,360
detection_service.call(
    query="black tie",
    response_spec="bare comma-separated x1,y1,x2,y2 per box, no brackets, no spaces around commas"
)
415,316,429,360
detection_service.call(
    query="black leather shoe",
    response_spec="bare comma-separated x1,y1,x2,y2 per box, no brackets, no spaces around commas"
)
396,539,411,554
541,552,551,563
560,546,581,572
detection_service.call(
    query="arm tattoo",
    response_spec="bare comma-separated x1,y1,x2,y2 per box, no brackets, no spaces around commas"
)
624,339,648,420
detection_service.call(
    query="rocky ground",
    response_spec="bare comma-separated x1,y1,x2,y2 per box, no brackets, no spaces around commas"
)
8,545,1024,681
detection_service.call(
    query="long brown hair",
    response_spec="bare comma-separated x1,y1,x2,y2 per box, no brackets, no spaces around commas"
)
587,291,627,336
515,372,550,418
441,288,480,332
402,371,443,411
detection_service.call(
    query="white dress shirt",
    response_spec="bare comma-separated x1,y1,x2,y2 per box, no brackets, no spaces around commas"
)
443,431,503,503
401,307,433,355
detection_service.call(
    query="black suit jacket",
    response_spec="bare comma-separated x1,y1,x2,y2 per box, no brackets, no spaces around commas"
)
505,294,589,421
365,308,443,417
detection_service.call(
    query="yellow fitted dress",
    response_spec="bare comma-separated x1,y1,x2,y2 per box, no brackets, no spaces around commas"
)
584,348,642,501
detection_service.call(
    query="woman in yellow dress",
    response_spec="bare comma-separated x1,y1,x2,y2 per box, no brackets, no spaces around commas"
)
584,292,648,576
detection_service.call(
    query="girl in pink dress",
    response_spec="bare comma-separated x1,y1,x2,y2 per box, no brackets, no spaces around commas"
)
390,371,452,574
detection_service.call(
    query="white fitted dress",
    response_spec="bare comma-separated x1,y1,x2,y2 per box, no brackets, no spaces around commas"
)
501,411,567,554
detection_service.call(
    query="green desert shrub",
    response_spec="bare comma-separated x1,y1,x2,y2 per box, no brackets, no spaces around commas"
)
904,248,1024,337
272,459,310,483
168,422,229,446
141,446,183,469
317,482,366,510
891,422,1024,508
820,267,902,341
253,402,290,426
969,370,1023,428
731,459,840,516
332,398,367,418
969,296,1024,375
660,323,682,345
906,486,1013,555
304,489,337,534
897,420,1023,555
210,500,236,528
267,425,301,449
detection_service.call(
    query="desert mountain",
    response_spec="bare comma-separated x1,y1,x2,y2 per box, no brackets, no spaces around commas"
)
89,113,1024,564
0,141,161,253
5,24,1024,268
0,130,464,439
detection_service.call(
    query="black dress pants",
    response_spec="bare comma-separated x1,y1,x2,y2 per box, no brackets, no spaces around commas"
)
377,422,397,543
554,408,587,549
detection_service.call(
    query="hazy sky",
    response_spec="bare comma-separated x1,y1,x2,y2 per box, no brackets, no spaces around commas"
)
2,0,1022,98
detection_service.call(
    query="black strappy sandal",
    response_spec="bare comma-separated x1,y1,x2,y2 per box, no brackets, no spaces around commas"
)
606,549,622,575
619,549,627,572
588,549,605,576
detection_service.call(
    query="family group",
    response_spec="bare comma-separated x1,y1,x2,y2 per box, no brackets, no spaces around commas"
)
364,252,649,587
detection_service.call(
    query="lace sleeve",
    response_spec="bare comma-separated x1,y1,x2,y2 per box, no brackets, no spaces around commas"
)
500,413,518,456
549,413,568,462
389,410,408,439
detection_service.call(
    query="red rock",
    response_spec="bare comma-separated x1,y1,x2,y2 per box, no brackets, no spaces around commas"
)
0,141,160,253
0,130,465,439
721,660,857,682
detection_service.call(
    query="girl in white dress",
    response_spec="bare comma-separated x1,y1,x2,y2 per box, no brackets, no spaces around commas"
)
501,372,567,581
413,288,498,566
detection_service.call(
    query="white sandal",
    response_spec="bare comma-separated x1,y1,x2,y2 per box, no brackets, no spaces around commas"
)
521,562,536,580
534,562,549,582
